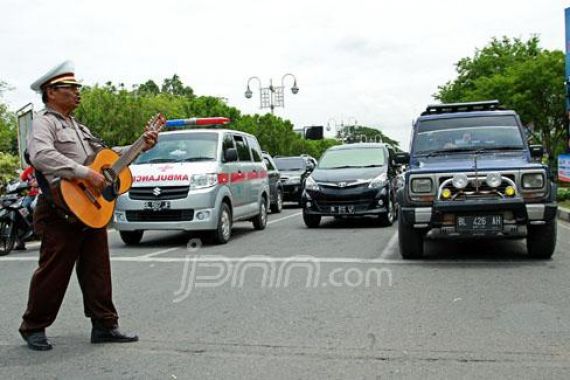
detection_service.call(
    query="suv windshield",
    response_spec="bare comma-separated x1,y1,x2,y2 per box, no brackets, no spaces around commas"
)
319,147,385,169
135,132,219,164
414,117,524,155
274,158,306,171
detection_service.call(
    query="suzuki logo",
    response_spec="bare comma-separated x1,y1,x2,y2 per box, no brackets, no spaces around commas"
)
338,182,347,187
153,187,162,197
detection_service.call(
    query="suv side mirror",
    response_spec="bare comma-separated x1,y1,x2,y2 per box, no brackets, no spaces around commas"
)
394,152,410,165
529,145,543,159
307,162,315,171
224,148,238,162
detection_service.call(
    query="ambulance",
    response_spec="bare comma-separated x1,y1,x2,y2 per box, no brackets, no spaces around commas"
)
113,117,270,244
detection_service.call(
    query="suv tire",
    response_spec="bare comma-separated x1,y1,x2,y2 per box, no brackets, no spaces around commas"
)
398,209,424,259
253,197,268,230
271,189,283,213
527,221,556,259
119,230,144,245
303,209,321,228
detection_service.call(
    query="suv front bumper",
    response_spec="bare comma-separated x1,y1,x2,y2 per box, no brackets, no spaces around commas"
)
401,199,557,239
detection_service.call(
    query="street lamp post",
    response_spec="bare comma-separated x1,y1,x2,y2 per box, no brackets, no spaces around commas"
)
245,73,299,113
327,117,358,141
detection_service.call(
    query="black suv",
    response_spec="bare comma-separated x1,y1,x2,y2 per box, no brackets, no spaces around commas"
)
274,155,317,206
302,143,399,228
396,100,557,259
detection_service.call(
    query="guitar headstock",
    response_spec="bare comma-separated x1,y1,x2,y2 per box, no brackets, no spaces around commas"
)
145,113,166,134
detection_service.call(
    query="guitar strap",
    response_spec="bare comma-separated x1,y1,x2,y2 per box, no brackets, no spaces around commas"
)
23,150,78,223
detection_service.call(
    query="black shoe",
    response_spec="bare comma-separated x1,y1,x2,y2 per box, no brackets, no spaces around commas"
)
91,327,138,344
20,331,53,351
13,244,26,251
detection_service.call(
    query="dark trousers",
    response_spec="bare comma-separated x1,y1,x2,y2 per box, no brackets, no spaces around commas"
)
19,197,118,334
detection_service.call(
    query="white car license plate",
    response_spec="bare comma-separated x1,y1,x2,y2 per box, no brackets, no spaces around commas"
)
144,200,171,211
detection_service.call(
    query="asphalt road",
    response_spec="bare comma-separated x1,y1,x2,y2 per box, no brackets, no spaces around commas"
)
1,206,570,379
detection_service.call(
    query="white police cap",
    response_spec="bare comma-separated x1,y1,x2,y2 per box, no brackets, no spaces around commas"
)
30,60,81,93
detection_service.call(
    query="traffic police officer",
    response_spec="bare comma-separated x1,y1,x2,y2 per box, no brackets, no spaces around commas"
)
19,60,158,351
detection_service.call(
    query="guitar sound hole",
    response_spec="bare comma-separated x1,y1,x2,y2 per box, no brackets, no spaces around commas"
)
101,168,121,201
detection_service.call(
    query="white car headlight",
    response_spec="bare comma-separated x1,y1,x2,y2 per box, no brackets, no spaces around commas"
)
522,173,544,189
452,174,469,189
369,173,388,189
305,176,320,191
485,172,502,188
411,178,433,193
191,173,218,190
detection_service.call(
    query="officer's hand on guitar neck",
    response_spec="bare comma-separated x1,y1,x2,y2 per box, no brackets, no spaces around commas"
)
142,129,158,152
86,169,106,192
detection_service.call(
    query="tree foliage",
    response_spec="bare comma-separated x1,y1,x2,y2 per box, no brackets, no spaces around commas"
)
0,74,401,184
339,126,400,148
435,36,567,159
0,81,17,155
74,77,353,158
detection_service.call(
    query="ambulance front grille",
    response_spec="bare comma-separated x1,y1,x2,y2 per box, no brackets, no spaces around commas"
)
128,186,189,200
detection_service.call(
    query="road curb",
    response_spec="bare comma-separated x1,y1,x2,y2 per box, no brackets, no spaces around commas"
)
558,206,570,222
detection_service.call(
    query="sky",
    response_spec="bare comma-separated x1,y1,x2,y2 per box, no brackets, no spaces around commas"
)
0,0,568,149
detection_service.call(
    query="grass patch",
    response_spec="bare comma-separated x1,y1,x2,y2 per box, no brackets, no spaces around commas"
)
560,200,570,210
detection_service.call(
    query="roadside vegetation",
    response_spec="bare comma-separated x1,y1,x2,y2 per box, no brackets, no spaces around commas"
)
435,36,568,172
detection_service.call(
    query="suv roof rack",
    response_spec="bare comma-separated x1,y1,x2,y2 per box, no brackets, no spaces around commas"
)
421,100,501,116
165,117,230,129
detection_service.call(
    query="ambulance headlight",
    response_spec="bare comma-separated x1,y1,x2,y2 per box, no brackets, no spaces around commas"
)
191,173,218,190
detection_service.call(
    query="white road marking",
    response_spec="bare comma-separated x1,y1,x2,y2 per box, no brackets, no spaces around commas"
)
267,212,302,225
379,232,399,259
140,247,181,258
0,255,547,265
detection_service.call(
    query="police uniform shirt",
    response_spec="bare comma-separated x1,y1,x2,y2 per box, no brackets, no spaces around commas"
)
27,107,117,183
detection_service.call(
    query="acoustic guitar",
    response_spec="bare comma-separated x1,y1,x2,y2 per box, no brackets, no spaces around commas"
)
54,113,166,228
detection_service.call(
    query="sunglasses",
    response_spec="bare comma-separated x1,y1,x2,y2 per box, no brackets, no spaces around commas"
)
51,84,82,90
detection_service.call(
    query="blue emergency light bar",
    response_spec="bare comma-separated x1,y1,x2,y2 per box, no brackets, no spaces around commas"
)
165,117,231,127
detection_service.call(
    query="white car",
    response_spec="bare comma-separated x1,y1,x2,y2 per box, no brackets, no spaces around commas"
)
114,128,270,244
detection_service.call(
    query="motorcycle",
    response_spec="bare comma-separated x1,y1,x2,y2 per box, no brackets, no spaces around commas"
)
0,180,35,256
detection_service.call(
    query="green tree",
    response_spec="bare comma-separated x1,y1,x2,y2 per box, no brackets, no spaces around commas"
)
0,81,17,155
161,74,194,98
74,76,397,159
136,80,160,95
434,36,567,161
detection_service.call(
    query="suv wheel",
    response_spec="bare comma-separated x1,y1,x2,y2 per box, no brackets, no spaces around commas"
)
271,189,283,213
398,209,424,259
526,221,556,259
253,197,268,230
303,209,321,228
378,195,396,227
213,203,232,244
119,230,144,245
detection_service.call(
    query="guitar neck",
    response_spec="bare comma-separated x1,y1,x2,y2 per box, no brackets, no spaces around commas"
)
111,135,147,174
